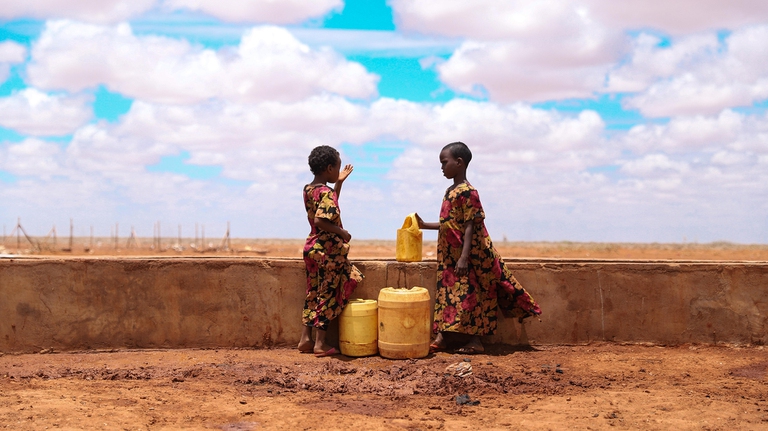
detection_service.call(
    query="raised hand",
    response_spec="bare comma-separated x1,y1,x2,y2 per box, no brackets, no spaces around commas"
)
338,164,354,182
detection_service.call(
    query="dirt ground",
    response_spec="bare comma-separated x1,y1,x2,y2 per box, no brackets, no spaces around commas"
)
1,344,767,430
4,237,768,261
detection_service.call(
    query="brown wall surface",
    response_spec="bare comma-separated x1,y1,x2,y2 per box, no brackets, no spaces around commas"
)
1,257,766,353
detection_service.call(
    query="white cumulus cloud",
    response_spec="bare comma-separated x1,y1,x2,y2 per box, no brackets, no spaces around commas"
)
162,0,342,24
392,1,768,108
0,41,27,84
611,26,768,117
0,0,156,24
0,41,27,63
581,0,768,34
0,88,93,136
391,0,622,103
27,21,378,104
0,138,64,180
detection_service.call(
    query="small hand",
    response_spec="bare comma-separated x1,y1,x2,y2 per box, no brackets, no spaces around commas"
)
414,213,425,229
337,164,354,182
339,228,352,243
456,255,469,276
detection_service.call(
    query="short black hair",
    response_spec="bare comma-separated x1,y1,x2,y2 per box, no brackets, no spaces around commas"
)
308,145,340,175
443,141,472,165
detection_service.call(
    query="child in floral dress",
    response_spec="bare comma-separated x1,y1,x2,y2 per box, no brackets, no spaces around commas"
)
298,145,363,357
416,142,541,354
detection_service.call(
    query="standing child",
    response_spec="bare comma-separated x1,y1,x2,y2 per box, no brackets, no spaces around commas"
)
416,141,541,354
298,145,364,357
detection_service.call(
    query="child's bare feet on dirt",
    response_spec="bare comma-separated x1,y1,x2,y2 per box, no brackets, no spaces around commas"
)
430,332,448,353
313,343,340,357
298,326,313,353
456,335,484,354
297,340,313,353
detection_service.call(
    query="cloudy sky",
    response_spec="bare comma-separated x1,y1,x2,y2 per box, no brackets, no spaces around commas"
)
1,0,767,243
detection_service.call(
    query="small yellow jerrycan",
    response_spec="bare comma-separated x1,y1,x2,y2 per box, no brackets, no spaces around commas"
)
396,213,422,262
339,299,378,357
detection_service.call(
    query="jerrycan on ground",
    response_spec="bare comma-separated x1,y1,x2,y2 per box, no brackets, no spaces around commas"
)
377,287,431,359
396,213,422,262
339,299,378,357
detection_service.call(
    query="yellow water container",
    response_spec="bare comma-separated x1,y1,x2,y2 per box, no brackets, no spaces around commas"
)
396,213,423,262
377,287,431,359
339,299,378,357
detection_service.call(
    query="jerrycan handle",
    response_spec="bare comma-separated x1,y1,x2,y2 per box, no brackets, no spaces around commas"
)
401,213,420,232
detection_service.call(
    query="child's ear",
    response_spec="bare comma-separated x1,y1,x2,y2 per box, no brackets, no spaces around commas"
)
456,157,465,167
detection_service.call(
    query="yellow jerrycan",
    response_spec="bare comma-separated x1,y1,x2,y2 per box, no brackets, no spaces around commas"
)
339,299,378,357
396,213,422,262
377,287,431,359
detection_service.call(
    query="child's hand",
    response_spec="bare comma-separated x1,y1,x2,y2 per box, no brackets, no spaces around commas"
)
338,164,354,182
414,213,425,229
456,255,469,276
339,228,352,243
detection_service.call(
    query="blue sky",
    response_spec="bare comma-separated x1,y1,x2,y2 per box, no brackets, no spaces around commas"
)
1,0,768,243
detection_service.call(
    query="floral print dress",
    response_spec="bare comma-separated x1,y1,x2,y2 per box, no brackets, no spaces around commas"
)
434,182,541,335
302,183,363,330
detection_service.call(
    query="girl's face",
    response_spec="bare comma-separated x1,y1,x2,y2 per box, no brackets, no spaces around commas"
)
439,148,462,179
326,157,342,183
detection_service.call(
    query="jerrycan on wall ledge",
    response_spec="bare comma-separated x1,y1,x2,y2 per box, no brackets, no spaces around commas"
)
339,299,378,357
377,287,431,359
396,213,422,262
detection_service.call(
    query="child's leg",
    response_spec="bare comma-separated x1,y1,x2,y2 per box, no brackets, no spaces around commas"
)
298,325,313,352
313,328,335,355
430,331,448,350
457,334,484,354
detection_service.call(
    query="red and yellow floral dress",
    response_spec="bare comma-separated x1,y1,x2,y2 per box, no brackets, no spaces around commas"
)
302,183,363,330
434,182,541,335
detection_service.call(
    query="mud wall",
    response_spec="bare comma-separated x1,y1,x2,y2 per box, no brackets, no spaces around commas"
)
1,257,766,353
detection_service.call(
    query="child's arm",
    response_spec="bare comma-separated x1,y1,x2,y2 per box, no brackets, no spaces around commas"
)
456,219,473,276
314,217,352,242
414,213,439,230
334,164,354,197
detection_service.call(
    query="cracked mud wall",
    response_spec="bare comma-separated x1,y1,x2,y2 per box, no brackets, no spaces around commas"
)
1,258,766,353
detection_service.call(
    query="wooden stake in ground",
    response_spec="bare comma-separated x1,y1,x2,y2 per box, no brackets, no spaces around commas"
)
219,222,230,251
126,226,139,249
62,218,73,252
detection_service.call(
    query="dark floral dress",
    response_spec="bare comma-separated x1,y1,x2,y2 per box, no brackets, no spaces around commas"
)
302,183,363,330
434,182,541,335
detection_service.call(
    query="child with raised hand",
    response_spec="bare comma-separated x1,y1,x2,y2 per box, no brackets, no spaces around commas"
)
415,141,541,354
298,145,364,357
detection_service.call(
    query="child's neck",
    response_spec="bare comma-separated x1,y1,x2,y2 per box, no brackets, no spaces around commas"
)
452,172,467,186
311,174,328,185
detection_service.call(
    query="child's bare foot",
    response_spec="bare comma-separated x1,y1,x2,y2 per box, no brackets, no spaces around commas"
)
313,343,340,357
298,326,313,353
311,328,339,357
456,336,484,354
430,332,448,352
297,340,313,353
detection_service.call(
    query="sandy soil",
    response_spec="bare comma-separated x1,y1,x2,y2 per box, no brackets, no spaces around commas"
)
4,238,768,261
1,344,767,430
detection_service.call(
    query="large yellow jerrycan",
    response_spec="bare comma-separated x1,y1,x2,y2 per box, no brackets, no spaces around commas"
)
339,299,378,357
377,287,431,359
396,213,422,262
